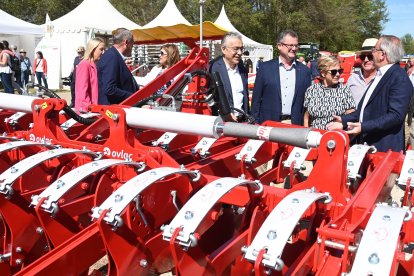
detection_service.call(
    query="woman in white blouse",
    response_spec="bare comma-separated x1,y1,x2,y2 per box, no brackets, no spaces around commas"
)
135,44,180,95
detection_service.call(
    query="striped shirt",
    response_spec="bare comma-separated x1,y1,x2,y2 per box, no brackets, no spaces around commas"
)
304,82,355,130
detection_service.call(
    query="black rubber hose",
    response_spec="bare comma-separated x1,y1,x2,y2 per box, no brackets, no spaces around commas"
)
37,84,97,125
212,72,231,117
134,94,163,108
231,107,256,124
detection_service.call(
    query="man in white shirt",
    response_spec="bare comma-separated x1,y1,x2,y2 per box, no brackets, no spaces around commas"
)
328,35,413,202
209,32,249,122
328,35,412,152
346,38,378,107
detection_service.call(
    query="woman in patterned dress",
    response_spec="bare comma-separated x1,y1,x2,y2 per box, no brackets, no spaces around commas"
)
303,56,355,130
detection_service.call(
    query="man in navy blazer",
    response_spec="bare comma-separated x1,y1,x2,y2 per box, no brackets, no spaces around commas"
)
98,28,138,105
251,30,311,125
209,32,249,121
328,35,413,152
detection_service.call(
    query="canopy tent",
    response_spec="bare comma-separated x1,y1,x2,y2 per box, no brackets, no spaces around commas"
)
51,0,140,32
0,9,43,35
214,6,273,72
36,0,141,89
144,0,190,28
132,22,228,45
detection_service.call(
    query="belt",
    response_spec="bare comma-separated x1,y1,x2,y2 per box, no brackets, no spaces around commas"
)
280,114,291,120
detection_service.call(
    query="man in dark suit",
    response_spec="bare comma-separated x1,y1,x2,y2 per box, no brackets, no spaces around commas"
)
209,32,249,122
98,28,138,105
328,35,413,153
251,30,311,125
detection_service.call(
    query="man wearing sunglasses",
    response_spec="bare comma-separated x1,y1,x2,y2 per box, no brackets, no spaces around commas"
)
251,30,311,125
347,38,378,107
328,35,413,153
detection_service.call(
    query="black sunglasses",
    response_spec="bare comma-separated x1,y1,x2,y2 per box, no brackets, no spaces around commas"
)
360,54,373,61
327,69,344,75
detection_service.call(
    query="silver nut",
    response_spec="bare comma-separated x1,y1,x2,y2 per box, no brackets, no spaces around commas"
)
184,211,193,220
139,259,148,268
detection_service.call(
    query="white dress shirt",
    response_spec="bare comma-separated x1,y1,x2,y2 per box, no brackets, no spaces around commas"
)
359,64,393,122
225,63,244,113
279,57,296,115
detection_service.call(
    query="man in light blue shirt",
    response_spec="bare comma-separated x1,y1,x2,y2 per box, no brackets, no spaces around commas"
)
346,38,377,107
19,49,32,88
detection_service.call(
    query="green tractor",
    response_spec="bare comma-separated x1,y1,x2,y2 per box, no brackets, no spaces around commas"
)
298,42,320,62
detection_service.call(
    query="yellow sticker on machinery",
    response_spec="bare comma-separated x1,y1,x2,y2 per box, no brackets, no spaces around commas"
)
41,102,48,109
105,110,113,119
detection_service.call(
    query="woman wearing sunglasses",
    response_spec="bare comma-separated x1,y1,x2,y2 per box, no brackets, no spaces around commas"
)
347,38,378,107
303,56,355,130
135,44,180,95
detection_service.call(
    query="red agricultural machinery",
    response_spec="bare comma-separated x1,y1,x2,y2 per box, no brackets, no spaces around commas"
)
0,40,414,276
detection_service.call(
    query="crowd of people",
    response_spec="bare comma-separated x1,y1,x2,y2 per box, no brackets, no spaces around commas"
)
214,29,414,155
0,39,51,95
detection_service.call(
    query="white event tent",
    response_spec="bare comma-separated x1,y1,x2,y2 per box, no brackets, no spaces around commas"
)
0,9,43,65
36,0,140,89
214,6,273,72
144,0,191,28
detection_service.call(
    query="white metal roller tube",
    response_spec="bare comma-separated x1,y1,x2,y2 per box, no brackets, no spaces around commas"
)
124,107,222,138
0,93,37,112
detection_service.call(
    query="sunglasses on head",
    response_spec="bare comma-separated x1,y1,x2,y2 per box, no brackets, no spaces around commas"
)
360,54,373,61
327,69,344,75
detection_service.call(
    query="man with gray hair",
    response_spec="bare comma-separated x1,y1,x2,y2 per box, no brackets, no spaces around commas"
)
328,35,413,152
98,28,138,105
209,32,249,121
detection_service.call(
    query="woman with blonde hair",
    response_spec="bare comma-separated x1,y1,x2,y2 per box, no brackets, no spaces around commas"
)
136,43,180,95
75,37,105,112
303,56,355,130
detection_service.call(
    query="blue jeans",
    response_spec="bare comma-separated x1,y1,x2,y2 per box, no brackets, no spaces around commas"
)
21,70,30,87
36,72,48,89
1,72,13,94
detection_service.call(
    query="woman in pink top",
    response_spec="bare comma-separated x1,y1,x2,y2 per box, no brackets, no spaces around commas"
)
75,37,105,112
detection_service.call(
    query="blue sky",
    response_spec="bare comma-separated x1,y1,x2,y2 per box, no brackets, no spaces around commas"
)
383,0,414,37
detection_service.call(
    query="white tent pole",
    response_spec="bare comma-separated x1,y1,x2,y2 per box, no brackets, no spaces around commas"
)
199,0,205,48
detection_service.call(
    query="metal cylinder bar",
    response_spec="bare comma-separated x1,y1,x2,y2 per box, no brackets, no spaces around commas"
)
0,94,322,148
222,122,322,148
0,93,36,112
124,108,222,138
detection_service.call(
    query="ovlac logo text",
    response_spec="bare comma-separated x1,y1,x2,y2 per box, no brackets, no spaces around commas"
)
103,147,133,159
29,134,53,144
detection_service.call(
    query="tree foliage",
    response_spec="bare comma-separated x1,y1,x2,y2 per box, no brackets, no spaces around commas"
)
401,34,414,55
0,0,389,52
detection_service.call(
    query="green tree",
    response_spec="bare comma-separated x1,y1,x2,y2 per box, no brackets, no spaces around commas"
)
0,0,82,24
401,34,414,55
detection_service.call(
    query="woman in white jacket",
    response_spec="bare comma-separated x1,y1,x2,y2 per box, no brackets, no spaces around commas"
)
135,44,180,95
